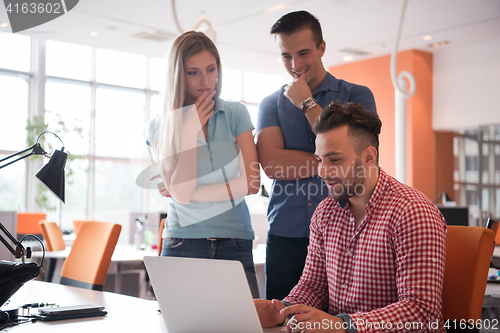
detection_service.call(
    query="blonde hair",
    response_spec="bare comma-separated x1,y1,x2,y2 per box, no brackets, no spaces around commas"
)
157,31,222,173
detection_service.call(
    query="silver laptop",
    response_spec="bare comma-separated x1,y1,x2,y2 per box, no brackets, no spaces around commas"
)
144,256,285,333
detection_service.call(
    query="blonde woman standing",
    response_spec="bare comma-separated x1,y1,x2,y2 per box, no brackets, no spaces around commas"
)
147,31,261,298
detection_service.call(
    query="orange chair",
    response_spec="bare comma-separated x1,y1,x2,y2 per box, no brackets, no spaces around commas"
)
17,212,46,236
38,220,66,282
38,221,65,252
60,221,121,291
72,219,95,236
157,218,166,256
442,226,495,322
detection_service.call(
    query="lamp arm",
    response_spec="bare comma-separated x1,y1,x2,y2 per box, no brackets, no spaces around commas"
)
0,223,25,259
0,143,46,170
0,145,35,163
35,131,64,147
0,151,34,170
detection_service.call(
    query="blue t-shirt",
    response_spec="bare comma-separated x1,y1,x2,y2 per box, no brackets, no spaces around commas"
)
148,97,255,240
256,73,376,238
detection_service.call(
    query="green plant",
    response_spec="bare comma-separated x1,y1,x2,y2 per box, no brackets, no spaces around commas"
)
26,111,86,211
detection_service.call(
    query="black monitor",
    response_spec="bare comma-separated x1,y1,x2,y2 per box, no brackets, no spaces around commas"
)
437,206,469,226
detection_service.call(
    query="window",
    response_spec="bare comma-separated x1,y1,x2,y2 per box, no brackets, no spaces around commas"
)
94,160,142,213
150,57,167,92
454,125,500,226
0,155,25,211
150,93,162,120
244,72,285,103
0,35,288,229
0,33,30,72
95,87,146,159
46,40,91,81
45,80,91,155
220,68,242,101
0,75,29,151
96,49,146,89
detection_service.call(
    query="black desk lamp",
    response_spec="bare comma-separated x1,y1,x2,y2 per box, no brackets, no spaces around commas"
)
0,131,67,307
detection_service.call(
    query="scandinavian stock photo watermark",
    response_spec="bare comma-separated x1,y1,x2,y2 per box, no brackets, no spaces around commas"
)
3,0,79,33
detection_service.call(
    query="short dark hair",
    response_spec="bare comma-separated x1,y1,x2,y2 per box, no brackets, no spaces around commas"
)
313,102,382,158
270,11,323,48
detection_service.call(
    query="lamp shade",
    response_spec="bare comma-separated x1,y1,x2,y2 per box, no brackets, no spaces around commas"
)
35,149,67,203
0,261,40,307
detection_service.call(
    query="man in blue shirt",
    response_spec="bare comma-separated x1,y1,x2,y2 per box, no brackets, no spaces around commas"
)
256,10,377,300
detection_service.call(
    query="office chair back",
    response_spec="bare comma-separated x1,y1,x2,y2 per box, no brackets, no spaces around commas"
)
17,212,46,235
60,221,121,291
442,226,495,321
72,219,95,236
157,218,166,256
38,221,66,251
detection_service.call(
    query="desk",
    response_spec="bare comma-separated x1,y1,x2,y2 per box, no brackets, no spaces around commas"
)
32,245,267,298
32,245,158,298
484,247,500,314
4,281,285,332
32,244,158,262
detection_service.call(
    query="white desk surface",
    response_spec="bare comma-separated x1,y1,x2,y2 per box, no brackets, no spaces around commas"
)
31,244,158,262
5,280,165,332
485,282,500,296
31,244,267,265
30,244,266,298
4,281,285,333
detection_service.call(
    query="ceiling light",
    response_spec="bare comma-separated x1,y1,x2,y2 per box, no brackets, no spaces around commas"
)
428,40,450,48
264,3,289,14
422,35,432,41
338,48,370,56
343,55,354,62
90,31,100,37
0,23,9,28
134,30,176,42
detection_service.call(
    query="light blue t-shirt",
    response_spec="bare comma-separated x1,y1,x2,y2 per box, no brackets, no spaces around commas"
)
147,97,255,240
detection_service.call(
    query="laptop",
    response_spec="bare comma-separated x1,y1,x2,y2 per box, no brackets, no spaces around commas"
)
143,256,285,333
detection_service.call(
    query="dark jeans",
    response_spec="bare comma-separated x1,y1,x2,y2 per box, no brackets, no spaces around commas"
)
161,238,260,299
265,233,309,300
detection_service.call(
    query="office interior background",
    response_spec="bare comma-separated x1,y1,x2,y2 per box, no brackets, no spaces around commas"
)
0,0,500,237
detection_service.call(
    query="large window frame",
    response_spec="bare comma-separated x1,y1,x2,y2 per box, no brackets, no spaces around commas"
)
453,125,500,226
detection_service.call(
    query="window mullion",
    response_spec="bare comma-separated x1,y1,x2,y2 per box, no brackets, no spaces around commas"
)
87,47,97,218
26,38,46,212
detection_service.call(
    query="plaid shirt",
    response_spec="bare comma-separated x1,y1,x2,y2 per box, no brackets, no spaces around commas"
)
284,168,446,332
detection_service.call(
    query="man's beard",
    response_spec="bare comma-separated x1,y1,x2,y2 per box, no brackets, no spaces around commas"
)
328,158,365,200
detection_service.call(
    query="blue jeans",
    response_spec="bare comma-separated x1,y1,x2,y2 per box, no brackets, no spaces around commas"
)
265,233,309,300
161,238,260,299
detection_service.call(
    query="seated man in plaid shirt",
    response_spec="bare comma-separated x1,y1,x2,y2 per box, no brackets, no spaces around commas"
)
255,101,446,333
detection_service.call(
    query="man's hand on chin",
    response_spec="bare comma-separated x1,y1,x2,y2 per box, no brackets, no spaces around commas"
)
281,304,347,333
254,299,286,328
284,76,312,109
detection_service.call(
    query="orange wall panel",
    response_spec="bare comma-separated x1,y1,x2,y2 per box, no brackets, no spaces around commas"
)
435,131,455,200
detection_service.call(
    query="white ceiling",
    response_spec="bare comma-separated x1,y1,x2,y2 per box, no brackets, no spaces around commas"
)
1,0,499,77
